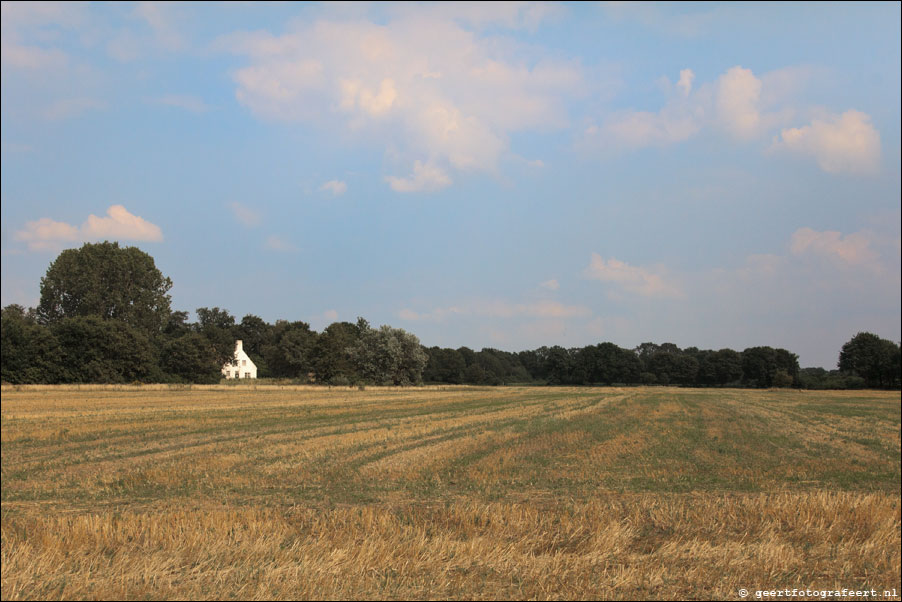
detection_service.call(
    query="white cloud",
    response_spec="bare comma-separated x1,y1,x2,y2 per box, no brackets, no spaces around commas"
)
82,205,164,241
676,68,694,97
715,66,763,139
584,253,683,298
0,2,83,70
582,66,702,151
770,110,881,174
229,202,261,227
539,278,559,291
582,64,803,152
222,11,582,191
323,309,339,321
790,227,880,267
13,218,80,251
386,161,453,193
598,107,701,149
319,180,348,196
340,78,397,116
14,205,163,252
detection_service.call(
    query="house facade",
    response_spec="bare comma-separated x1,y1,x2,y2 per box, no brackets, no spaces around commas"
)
221,340,258,379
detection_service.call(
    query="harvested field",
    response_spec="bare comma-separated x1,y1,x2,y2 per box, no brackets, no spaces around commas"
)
2,385,900,600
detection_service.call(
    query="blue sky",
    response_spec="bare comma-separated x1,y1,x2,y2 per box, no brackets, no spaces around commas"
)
2,1,900,368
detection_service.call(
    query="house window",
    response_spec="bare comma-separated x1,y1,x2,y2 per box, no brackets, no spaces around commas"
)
242,359,247,366
245,372,251,378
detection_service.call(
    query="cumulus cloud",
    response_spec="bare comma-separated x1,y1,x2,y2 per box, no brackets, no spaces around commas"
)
386,161,453,193
81,205,163,241
221,10,582,191
582,66,703,150
771,110,881,174
676,68,694,97
319,180,348,196
340,78,398,116
595,108,701,149
13,218,80,251
790,227,880,267
715,66,764,139
584,253,683,298
14,205,163,251
581,64,806,152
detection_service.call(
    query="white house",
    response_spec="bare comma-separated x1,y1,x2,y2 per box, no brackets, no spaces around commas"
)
221,340,257,379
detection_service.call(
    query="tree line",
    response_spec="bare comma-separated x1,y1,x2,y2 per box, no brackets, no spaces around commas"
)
2,242,899,389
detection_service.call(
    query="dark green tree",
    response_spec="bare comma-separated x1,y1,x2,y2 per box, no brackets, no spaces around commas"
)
312,321,361,384
704,349,744,386
1,305,63,383
160,332,223,383
263,320,318,379
774,348,800,386
838,332,900,389
423,347,466,384
52,316,156,383
544,346,573,385
37,241,172,336
741,346,778,388
194,307,238,367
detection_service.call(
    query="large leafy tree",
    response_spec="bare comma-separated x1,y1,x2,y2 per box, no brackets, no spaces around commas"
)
37,241,172,336
350,321,427,385
263,320,318,379
312,321,361,384
740,346,799,388
838,332,900,389
195,306,238,367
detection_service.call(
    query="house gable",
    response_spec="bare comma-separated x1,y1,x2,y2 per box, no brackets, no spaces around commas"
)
221,340,258,379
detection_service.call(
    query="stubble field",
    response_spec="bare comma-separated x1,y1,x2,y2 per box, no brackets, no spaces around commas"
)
1,385,900,600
